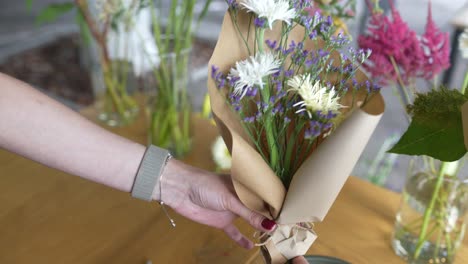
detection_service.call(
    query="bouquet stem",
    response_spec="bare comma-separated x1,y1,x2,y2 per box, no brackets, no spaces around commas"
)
257,28,280,174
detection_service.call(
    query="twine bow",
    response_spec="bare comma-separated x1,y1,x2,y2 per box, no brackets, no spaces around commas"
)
254,223,317,264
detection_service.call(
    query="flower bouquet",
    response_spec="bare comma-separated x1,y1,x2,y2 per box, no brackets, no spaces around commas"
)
208,0,385,262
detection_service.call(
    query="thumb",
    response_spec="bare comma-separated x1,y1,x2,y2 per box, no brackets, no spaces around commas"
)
225,195,276,232
292,256,308,264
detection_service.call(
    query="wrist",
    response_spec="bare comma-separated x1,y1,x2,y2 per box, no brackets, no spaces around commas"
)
152,158,189,209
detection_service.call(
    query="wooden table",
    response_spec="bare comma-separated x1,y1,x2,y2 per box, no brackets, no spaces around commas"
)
1,109,468,264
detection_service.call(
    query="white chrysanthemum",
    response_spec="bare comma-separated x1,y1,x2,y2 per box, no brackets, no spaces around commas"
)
229,52,281,98
212,136,232,170
460,29,468,59
241,0,297,29
287,74,342,116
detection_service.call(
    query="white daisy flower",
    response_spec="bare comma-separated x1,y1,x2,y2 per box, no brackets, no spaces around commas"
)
212,136,232,170
287,74,342,116
459,29,468,59
241,0,297,29
229,52,281,98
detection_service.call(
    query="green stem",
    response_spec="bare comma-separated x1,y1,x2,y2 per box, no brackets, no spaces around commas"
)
389,56,412,108
461,71,468,95
257,28,280,175
414,162,449,259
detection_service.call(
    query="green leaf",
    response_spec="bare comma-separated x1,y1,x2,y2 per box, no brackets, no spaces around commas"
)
25,0,33,12
389,88,468,161
389,117,466,162
35,3,75,25
75,12,92,46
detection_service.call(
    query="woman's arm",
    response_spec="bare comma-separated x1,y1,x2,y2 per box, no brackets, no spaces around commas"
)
0,73,145,193
0,73,275,248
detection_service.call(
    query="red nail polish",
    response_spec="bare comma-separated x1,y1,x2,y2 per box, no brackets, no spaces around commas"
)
261,218,276,230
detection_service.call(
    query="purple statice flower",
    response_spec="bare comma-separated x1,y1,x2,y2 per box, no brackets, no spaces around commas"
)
277,90,287,100
355,48,372,64
311,11,322,28
217,78,226,89
255,111,263,120
284,69,294,78
226,0,238,10
330,33,350,48
326,16,333,26
274,80,283,92
211,65,227,89
340,52,348,62
293,0,314,11
323,122,333,131
243,116,256,123
254,17,267,28
245,87,258,97
228,76,240,87
321,110,337,120
229,92,242,104
282,40,298,55
211,65,219,79
304,121,322,139
300,15,313,30
364,80,371,92
318,49,329,58
256,101,269,113
284,116,291,124
319,22,330,35
265,39,277,49
372,83,382,92
272,67,282,78
272,104,284,115
309,30,318,40
291,48,308,65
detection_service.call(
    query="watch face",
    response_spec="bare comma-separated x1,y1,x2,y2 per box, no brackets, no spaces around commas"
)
304,255,350,264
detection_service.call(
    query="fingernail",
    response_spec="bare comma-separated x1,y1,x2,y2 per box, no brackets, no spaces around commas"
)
261,218,276,230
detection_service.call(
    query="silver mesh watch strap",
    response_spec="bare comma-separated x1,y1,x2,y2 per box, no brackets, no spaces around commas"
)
131,145,170,201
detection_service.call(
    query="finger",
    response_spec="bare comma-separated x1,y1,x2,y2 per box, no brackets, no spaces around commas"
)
225,196,276,232
291,256,308,264
223,224,254,249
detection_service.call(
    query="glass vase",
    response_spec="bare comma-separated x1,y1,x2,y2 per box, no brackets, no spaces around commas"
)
148,46,192,158
391,156,468,264
91,60,139,127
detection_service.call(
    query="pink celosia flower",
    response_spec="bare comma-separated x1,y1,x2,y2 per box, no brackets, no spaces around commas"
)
419,3,450,80
358,0,424,85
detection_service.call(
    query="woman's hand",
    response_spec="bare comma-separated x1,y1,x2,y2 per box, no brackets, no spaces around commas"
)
292,256,308,264
154,159,276,249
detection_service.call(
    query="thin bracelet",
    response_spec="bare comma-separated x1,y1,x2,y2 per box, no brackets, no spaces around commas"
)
159,154,176,228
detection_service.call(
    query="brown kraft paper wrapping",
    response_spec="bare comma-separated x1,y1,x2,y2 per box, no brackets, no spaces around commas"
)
208,9,385,263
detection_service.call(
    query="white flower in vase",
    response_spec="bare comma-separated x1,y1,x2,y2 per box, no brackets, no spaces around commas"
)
212,136,232,171
229,52,281,98
287,74,342,116
103,0,159,76
240,0,297,29
460,29,468,59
